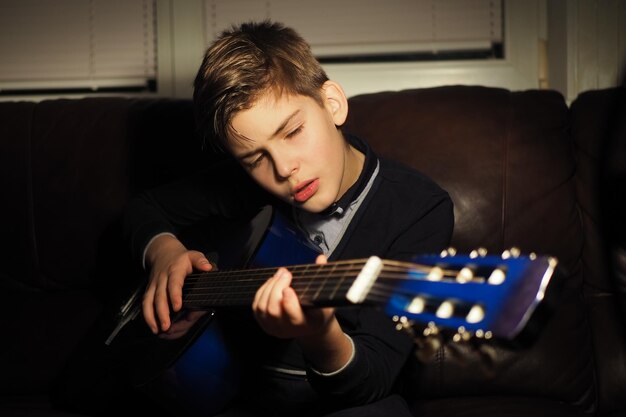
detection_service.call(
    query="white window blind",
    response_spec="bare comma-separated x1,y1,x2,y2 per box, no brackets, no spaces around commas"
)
0,0,156,93
204,0,502,60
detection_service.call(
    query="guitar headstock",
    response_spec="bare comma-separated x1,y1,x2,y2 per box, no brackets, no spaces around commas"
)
384,247,559,349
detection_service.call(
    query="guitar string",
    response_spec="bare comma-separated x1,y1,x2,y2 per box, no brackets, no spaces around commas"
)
182,263,365,303
183,259,368,284
182,268,481,291
182,262,486,291
181,268,490,307
182,273,484,296
186,257,482,275
181,280,477,308
182,261,468,286
182,269,443,296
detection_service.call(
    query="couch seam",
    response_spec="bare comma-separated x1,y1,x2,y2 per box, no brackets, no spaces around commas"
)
26,103,40,284
571,102,602,415
501,92,510,248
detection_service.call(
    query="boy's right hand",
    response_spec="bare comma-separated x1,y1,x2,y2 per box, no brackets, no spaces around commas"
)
142,234,212,334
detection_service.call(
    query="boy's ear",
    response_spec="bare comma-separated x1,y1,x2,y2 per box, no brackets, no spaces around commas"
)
322,80,348,126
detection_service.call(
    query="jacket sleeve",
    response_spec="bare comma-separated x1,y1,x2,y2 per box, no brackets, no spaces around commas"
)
123,159,267,267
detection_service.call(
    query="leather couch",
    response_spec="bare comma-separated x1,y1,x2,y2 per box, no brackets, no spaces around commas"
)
1,85,624,416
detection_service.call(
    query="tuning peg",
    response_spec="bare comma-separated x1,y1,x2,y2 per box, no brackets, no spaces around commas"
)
407,297,425,314
473,329,493,339
435,301,454,319
392,315,408,330
466,304,485,323
469,247,488,258
501,247,521,259
487,268,506,285
456,267,474,283
427,266,444,281
452,326,472,343
392,315,417,338
440,247,457,257
422,321,439,337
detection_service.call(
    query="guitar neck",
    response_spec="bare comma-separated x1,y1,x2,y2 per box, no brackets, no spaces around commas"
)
181,257,419,309
175,250,559,343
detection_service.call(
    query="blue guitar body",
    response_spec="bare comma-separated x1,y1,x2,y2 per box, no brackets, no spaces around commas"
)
107,207,321,417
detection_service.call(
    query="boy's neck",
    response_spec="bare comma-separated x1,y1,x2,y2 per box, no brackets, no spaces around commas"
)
340,143,365,200
317,142,366,219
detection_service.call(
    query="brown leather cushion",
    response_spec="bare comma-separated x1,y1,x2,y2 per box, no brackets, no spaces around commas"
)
346,86,593,410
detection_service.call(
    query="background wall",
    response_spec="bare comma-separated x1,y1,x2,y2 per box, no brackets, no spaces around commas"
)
1,0,624,102
548,0,626,103
158,0,626,103
157,0,544,99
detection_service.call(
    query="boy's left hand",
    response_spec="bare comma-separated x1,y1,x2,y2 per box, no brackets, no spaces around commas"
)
252,255,334,339
253,254,354,373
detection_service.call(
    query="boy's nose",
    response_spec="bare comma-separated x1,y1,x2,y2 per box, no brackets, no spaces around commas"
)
276,160,297,178
273,153,298,179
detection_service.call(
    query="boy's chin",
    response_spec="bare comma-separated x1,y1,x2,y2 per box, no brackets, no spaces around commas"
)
292,199,331,214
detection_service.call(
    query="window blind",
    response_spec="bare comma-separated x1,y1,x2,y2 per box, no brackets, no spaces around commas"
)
204,0,503,60
0,0,156,94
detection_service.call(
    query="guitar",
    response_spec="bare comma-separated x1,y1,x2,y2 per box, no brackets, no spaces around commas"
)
104,206,559,417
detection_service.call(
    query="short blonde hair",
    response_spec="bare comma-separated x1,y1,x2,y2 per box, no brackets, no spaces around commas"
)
193,20,329,151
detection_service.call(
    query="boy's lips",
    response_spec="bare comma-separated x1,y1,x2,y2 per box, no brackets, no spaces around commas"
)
293,179,319,203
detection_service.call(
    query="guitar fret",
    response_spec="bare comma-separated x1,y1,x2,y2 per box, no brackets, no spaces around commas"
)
298,264,315,303
183,261,384,308
296,265,327,304
309,263,327,303
328,262,342,300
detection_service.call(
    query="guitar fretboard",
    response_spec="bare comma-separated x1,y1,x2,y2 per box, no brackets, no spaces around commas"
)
181,258,431,308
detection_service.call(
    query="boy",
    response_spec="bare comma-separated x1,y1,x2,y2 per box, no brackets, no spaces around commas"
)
125,20,454,416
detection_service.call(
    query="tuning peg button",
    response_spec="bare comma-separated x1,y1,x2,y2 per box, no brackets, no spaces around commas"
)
392,315,412,332
470,248,488,258
427,266,444,281
407,297,426,314
456,267,474,283
440,247,457,257
487,268,506,285
474,329,493,339
423,321,439,337
502,247,521,258
436,301,454,319
466,304,485,323
452,326,472,343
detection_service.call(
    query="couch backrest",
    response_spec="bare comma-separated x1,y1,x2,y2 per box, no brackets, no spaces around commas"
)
569,88,626,414
0,97,213,294
0,97,225,396
344,85,624,413
1,86,623,413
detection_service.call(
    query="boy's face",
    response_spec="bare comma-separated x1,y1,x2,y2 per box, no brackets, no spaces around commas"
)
228,81,363,213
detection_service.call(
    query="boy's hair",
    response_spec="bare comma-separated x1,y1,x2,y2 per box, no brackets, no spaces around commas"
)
193,20,329,151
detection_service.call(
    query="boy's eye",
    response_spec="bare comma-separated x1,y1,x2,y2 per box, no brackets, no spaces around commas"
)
246,154,265,169
286,125,303,138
